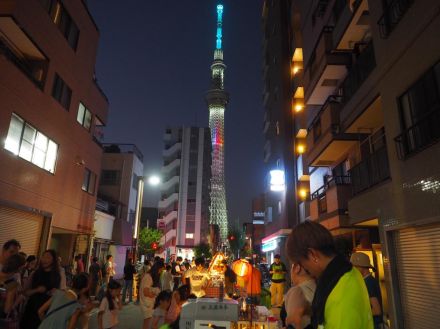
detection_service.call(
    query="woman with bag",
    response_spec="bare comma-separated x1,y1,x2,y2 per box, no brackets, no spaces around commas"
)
0,254,26,328
37,273,89,329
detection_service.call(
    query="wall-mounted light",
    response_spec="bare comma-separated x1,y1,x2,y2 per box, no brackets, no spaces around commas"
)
296,144,306,154
298,188,308,200
270,170,285,192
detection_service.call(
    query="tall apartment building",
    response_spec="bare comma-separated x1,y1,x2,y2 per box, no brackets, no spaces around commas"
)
158,127,211,261
288,0,440,327
0,0,108,265
95,143,144,278
261,0,299,264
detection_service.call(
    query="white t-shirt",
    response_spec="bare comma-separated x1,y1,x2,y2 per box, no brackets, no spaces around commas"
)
140,273,159,319
284,279,316,328
99,296,119,328
183,267,210,297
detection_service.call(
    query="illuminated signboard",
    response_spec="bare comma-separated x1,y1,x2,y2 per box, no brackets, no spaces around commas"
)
270,170,285,192
262,239,278,252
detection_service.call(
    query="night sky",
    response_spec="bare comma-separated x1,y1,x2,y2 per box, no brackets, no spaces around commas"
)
88,0,265,226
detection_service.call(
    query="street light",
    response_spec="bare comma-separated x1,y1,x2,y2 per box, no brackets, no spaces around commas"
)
148,175,161,186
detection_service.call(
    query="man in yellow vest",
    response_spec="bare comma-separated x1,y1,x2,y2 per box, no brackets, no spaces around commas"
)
269,254,287,307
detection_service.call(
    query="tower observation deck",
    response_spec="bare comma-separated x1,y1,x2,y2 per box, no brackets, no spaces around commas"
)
206,4,229,242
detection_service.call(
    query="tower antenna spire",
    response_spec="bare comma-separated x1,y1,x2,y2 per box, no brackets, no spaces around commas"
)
206,3,229,242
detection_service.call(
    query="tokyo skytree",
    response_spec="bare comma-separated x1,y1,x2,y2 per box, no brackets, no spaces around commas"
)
206,4,229,242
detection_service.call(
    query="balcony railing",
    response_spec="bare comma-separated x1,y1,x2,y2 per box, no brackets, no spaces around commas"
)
350,146,390,195
311,175,352,200
102,143,144,162
340,41,376,104
0,39,47,89
394,109,440,160
378,0,414,38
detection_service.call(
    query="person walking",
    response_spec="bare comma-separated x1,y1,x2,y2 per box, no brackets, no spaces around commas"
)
140,266,161,329
160,265,173,291
286,220,373,329
284,262,316,329
122,258,136,304
269,254,287,307
171,257,184,290
104,255,115,284
37,273,89,329
21,249,62,329
74,256,85,275
98,280,122,329
350,252,384,329
89,257,102,298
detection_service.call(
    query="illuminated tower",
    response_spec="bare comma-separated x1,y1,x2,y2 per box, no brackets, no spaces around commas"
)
206,4,229,242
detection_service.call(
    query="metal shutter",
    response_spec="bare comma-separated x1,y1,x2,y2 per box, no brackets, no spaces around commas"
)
393,223,440,329
0,206,44,255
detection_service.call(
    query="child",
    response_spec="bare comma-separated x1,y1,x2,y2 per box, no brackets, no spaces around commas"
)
165,284,190,324
98,280,122,329
151,290,172,329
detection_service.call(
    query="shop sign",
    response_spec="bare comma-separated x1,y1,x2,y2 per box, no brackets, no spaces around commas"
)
262,239,278,252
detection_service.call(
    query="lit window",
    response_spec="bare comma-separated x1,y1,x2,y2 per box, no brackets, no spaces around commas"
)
77,102,92,130
4,113,58,173
82,168,96,194
186,233,194,239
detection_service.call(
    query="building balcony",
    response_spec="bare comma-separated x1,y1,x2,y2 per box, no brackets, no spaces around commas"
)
333,0,371,50
394,109,440,160
0,16,48,89
350,145,390,195
158,193,179,210
163,132,172,141
163,143,182,158
158,210,178,227
161,159,180,174
310,177,352,231
160,228,177,246
339,41,376,105
303,27,351,105
160,176,180,192
306,97,365,166
377,0,414,38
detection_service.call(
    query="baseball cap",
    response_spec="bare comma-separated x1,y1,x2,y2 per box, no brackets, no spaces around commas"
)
274,254,281,259
350,252,375,270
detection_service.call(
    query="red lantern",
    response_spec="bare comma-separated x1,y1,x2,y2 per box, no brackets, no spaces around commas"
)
232,259,252,277
151,242,158,250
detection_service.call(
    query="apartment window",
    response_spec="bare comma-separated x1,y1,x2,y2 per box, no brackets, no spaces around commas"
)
132,174,139,190
52,74,72,110
82,168,96,194
100,170,121,185
40,0,79,49
77,103,92,130
4,113,58,173
185,233,194,239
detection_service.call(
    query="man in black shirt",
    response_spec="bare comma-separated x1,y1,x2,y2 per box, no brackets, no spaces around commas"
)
122,258,137,304
88,257,102,297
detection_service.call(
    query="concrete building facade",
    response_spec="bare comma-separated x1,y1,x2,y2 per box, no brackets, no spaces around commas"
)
287,0,440,327
94,143,144,278
158,127,211,261
0,0,108,266
261,0,299,265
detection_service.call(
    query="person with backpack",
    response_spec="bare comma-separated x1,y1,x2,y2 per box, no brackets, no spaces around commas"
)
37,273,89,329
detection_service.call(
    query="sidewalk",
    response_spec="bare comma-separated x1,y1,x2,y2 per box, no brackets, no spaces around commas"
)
88,303,143,329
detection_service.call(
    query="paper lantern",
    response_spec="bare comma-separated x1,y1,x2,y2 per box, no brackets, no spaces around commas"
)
232,259,252,277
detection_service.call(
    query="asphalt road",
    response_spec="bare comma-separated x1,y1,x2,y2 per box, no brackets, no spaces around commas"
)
88,303,143,329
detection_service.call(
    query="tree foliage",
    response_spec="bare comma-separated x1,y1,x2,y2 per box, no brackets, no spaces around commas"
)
228,227,246,259
193,243,212,260
138,227,163,256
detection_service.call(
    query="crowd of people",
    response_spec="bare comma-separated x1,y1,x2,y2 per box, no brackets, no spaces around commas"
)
0,220,385,329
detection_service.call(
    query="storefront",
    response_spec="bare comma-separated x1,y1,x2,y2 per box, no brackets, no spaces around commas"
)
91,210,115,263
0,203,50,256
261,229,291,265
